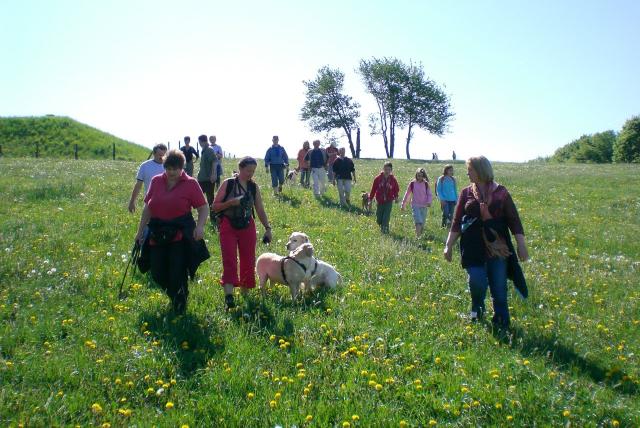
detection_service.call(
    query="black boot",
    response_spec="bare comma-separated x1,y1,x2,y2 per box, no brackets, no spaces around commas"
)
224,294,236,311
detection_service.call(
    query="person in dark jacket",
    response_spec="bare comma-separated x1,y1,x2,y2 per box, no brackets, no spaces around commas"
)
135,149,209,314
443,156,529,328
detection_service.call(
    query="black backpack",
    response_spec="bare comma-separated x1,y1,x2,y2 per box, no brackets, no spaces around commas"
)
216,178,257,229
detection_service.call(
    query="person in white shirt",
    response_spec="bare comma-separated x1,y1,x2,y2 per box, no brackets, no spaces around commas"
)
128,143,167,213
209,135,224,192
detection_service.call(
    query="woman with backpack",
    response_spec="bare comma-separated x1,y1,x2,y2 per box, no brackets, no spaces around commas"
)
212,156,272,310
401,168,433,237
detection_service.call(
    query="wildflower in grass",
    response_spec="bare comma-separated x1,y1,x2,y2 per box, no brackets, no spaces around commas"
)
146,387,154,395
375,383,383,391
562,410,570,417
269,400,277,408
247,392,255,399
101,423,111,428
91,403,103,414
165,402,174,410
342,422,350,428
270,335,276,341
305,415,313,422
612,420,620,427
181,425,189,428
506,415,513,422
181,341,189,350
461,387,469,393
114,378,122,385
434,357,441,364
399,421,408,427
118,408,132,417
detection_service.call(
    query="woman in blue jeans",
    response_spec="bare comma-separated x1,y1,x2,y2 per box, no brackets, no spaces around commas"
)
443,156,528,328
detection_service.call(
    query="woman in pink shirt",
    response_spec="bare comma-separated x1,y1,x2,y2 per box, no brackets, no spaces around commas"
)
401,168,433,237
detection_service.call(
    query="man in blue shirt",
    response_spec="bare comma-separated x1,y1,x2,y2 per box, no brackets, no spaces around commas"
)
264,135,289,195
304,139,328,197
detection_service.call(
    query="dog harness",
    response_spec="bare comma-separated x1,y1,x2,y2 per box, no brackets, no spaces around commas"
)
280,256,318,285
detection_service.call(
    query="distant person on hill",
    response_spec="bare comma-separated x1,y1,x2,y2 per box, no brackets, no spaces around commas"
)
444,155,529,329
436,164,458,228
452,150,457,161
326,141,339,183
197,134,218,224
180,136,199,177
212,156,272,310
134,149,209,314
401,168,433,237
304,139,328,197
264,135,289,195
128,143,167,213
209,135,224,192
368,162,400,234
297,140,311,188
332,147,356,206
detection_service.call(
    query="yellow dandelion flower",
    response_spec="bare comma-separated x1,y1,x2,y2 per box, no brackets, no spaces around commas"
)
165,402,174,410
305,415,313,422
506,415,513,422
247,392,255,400
400,421,408,428
375,383,383,391
352,414,360,421
269,400,277,409
612,420,620,427
91,403,103,414
429,419,437,426
434,357,441,364
562,410,570,417
342,422,350,428
274,392,282,400
101,423,111,428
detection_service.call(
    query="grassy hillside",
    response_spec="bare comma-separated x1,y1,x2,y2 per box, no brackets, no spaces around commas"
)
0,116,150,161
0,158,638,426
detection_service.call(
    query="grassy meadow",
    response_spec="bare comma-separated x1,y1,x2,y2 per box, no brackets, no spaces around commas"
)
0,157,638,427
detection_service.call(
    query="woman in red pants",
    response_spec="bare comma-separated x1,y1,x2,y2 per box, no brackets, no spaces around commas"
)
212,157,272,310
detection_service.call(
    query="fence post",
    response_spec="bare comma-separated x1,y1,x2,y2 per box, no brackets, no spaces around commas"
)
74,144,78,160
113,143,116,160
35,142,39,158
168,141,171,151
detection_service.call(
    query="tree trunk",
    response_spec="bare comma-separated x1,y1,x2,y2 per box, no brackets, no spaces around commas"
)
344,127,356,158
356,128,361,159
389,117,395,158
405,123,413,160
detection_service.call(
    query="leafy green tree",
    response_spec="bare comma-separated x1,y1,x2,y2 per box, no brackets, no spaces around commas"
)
400,63,453,159
301,66,361,158
613,115,640,163
552,131,616,163
359,57,407,158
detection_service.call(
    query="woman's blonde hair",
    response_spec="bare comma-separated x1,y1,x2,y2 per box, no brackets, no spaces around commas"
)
415,168,429,182
466,156,494,182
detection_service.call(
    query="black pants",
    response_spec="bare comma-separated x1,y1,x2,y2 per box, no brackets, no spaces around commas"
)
199,180,215,222
149,240,189,302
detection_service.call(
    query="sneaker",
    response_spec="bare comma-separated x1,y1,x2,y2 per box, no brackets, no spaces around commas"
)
224,294,236,311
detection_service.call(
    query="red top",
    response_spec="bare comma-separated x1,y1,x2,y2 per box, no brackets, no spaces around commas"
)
451,183,524,235
369,173,400,204
145,171,207,220
326,146,339,165
297,148,310,169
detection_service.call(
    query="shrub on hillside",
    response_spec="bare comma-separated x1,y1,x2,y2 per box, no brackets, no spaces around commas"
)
552,130,616,163
613,115,640,163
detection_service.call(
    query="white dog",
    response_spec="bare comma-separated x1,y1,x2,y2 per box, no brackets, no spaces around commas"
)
256,243,315,300
285,232,342,291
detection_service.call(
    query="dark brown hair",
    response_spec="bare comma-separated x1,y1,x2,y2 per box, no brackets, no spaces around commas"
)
163,149,185,169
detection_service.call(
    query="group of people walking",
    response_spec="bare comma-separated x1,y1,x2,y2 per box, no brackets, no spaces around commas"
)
129,137,528,330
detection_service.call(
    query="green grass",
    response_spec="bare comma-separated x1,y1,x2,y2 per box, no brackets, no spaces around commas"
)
0,116,150,161
0,157,638,427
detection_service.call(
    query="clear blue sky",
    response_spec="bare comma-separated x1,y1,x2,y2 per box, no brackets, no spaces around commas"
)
2,0,639,161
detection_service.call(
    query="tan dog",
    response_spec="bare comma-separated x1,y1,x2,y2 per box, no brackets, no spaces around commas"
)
256,243,315,300
286,232,310,252
285,232,342,291
361,192,371,215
